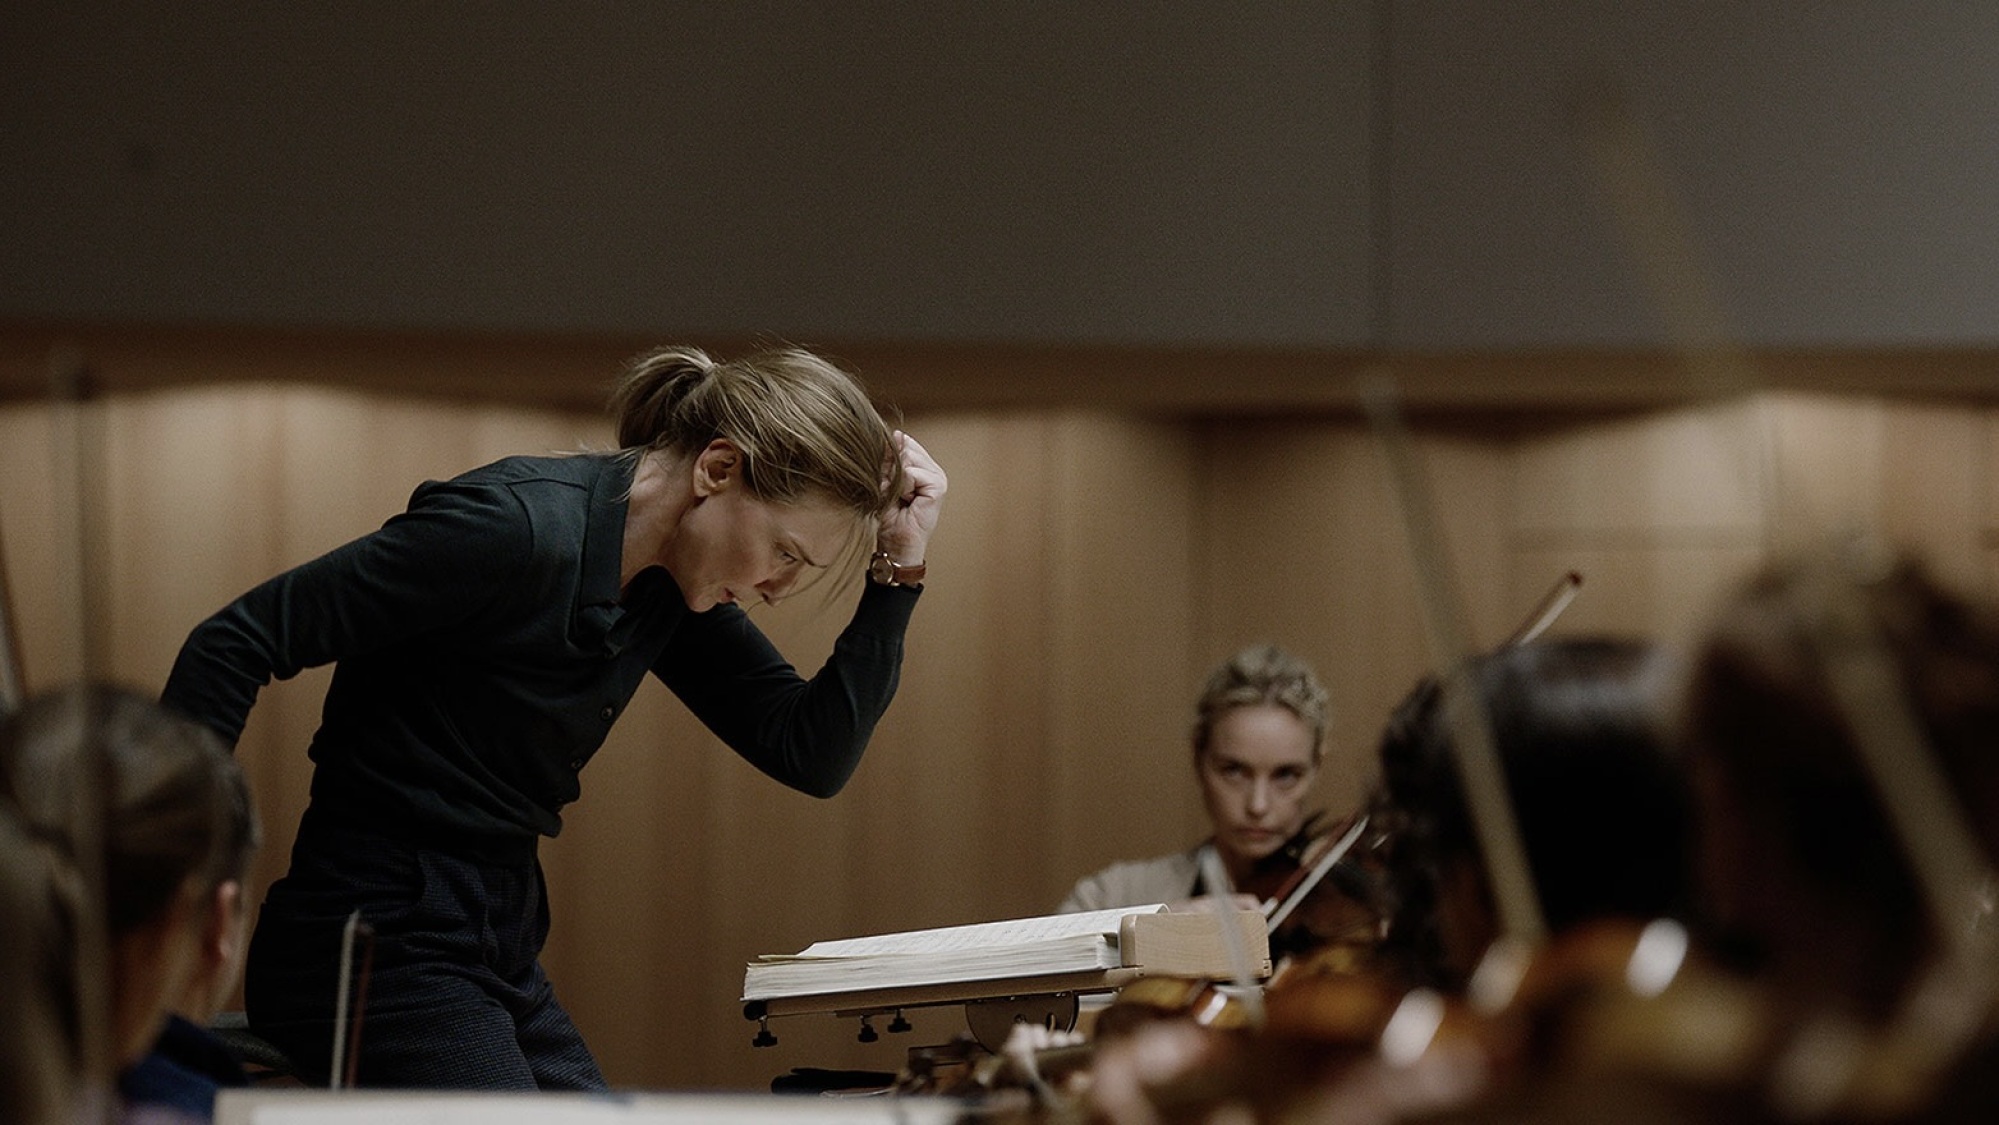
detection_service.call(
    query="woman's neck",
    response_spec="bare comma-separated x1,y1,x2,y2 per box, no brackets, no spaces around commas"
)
621,451,689,590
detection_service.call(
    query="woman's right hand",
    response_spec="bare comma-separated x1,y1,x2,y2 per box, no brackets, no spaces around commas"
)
877,430,947,568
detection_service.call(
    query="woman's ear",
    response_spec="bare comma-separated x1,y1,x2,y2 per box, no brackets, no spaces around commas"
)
204,879,245,972
691,439,741,498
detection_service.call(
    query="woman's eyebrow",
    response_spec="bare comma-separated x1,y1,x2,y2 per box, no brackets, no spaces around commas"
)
790,538,828,569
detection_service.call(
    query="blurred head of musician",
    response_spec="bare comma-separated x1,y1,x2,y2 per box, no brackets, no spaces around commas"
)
0,798,87,1125
1682,553,1999,1022
1058,643,1329,912
0,683,260,1120
1374,636,1695,990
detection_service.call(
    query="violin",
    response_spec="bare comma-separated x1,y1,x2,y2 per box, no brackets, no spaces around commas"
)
1232,810,1394,970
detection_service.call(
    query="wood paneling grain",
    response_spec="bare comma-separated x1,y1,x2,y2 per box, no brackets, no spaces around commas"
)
1510,401,1766,537
1194,421,1512,817
1039,414,1203,905
3,371,1993,1095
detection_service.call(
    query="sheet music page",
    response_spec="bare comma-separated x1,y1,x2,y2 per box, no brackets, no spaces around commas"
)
224,1091,965,1124
782,903,1167,959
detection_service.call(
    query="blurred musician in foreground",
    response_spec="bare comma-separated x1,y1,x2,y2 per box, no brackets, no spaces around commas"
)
1,684,261,1124
1367,636,1695,993
1666,552,1999,1121
1279,554,1999,1125
0,800,84,1125
1056,644,1379,958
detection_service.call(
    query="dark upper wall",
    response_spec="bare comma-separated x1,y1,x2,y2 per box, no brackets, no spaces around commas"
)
6,3,1999,352
0,2,1374,348
1388,1,1999,349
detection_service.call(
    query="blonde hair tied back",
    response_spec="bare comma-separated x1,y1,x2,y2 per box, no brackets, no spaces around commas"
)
1192,643,1331,762
610,345,900,520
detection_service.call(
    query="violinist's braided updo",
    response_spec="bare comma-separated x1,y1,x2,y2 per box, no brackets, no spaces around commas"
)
610,346,901,527
0,801,86,1125
0,684,258,1069
1191,643,1330,763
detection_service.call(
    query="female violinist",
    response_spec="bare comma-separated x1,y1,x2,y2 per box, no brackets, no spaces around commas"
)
1056,644,1383,962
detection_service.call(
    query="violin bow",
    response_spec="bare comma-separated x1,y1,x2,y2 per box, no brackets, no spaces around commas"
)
1195,845,1268,1028
0,520,24,717
1578,80,1999,1087
1362,376,1550,960
330,908,377,1088
1499,570,1583,649
1261,569,1579,946
1262,812,1370,932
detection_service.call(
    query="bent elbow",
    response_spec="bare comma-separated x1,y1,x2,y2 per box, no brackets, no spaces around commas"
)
798,771,853,800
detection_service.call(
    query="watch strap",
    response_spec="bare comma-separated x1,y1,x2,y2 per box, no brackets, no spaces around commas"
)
868,551,927,587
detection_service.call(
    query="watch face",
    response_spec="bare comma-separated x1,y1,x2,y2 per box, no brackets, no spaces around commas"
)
869,553,896,585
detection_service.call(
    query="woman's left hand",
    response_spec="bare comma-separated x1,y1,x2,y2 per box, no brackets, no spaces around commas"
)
878,430,946,567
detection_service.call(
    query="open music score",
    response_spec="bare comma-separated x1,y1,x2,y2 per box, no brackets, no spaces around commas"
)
218,1090,967,1123
742,904,1271,1030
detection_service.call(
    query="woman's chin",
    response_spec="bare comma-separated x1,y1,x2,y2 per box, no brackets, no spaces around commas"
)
1226,832,1283,863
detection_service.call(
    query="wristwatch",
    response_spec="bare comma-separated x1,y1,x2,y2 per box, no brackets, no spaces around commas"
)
867,551,927,588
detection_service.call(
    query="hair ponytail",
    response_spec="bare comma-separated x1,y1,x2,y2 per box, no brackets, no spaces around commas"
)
609,346,719,452
609,344,897,520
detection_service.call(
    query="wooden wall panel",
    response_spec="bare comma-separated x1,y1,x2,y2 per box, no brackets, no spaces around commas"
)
5,375,1996,1096
1511,403,1766,539
843,413,1062,923
0,402,79,688
1038,414,1203,907
1194,421,1512,818
1765,393,1887,552
1507,401,1770,650
1875,399,1989,598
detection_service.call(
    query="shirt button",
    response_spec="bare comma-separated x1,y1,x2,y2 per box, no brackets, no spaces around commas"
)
599,705,616,721
569,758,584,771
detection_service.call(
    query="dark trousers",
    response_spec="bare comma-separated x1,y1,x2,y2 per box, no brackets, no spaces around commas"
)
244,810,607,1090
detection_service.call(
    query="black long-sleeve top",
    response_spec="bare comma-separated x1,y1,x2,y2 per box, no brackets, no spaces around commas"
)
160,453,917,849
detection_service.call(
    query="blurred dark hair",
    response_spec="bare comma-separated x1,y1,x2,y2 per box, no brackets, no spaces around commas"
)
0,803,86,1125
1680,554,1999,1013
1376,638,1694,988
0,683,257,938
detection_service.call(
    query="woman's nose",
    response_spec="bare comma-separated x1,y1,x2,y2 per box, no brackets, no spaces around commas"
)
759,567,802,603
1246,778,1272,814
